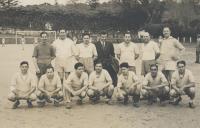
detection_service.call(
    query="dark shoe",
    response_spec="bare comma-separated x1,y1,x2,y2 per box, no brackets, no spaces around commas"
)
12,100,20,109
195,61,199,63
46,98,52,103
65,102,72,109
54,100,59,107
133,102,140,108
90,97,99,105
123,96,128,105
105,99,113,105
37,101,45,107
27,100,33,108
189,102,195,109
76,99,83,105
173,97,182,105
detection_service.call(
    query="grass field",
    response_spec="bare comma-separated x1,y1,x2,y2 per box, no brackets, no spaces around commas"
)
0,44,200,128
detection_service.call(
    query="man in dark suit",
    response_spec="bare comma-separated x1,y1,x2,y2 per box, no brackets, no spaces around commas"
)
95,31,119,87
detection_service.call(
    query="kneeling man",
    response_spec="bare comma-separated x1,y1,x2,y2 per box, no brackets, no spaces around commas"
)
170,60,195,108
142,64,169,105
37,66,63,107
8,61,37,109
87,62,114,104
116,63,141,107
64,62,88,109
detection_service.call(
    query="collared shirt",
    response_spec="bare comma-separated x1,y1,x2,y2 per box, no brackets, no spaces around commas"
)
117,71,139,89
77,43,98,58
159,36,185,61
10,72,36,92
64,71,88,91
89,69,112,89
171,69,195,88
52,38,77,59
142,40,160,60
116,42,139,66
38,73,62,92
32,43,56,64
143,71,168,87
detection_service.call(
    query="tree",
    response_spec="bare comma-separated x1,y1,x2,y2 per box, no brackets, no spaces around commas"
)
87,0,99,9
0,0,18,8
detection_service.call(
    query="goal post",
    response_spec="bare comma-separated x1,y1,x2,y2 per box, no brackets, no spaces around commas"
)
15,30,57,44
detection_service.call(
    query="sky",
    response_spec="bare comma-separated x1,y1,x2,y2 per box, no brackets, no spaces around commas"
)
18,0,109,5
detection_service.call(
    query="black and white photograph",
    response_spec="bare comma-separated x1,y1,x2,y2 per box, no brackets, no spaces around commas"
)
0,0,200,128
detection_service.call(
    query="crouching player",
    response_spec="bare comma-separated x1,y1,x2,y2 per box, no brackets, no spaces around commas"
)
37,66,63,107
8,61,37,109
87,62,114,104
64,62,88,109
170,60,195,108
141,64,169,105
116,63,141,107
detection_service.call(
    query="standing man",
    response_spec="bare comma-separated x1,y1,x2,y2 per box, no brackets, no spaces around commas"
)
195,34,200,63
76,33,98,74
87,62,114,104
64,62,89,109
159,27,185,82
8,61,37,109
2,37,5,47
116,63,141,107
141,32,160,76
170,60,195,108
116,31,139,73
52,29,78,83
21,35,25,50
37,66,63,107
141,64,169,105
95,31,118,87
32,31,56,79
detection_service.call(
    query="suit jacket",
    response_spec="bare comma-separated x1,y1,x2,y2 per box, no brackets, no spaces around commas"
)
95,41,119,73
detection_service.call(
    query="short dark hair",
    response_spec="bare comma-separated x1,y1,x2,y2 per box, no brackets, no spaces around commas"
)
177,60,186,66
124,30,131,35
120,62,129,68
20,61,29,66
82,32,90,37
150,64,158,70
40,31,48,37
100,31,107,35
95,61,102,66
74,62,84,70
46,65,54,72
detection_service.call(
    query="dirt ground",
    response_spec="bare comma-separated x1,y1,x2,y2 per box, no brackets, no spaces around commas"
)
0,44,200,128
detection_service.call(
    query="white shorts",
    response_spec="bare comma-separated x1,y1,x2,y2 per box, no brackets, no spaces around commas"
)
158,60,176,71
55,56,77,73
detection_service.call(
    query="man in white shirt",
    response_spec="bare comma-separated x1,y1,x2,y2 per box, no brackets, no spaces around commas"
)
52,29,78,83
116,31,139,73
8,61,37,109
37,66,63,107
76,33,98,74
116,63,141,107
141,64,169,105
159,27,185,82
170,60,195,108
141,32,160,76
64,62,89,109
87,62,114,104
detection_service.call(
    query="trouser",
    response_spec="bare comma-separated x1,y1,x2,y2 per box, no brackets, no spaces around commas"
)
103,64,118,87
141,86,170,101
87,84,114,99
196,51,200,62
36,91,63,103
36,63,52,79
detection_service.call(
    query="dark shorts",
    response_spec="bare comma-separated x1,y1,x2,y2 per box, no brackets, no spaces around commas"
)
36,63,52,79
